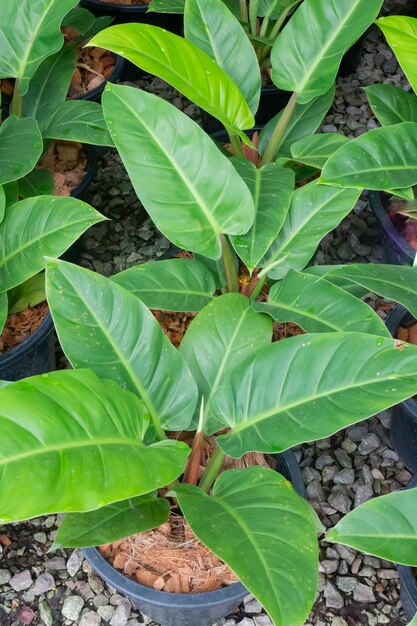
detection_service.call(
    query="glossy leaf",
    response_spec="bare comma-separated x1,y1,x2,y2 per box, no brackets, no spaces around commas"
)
53,494,170,549
102,84,254,259
180,293,272,428
0,0,80,95
176,467,318,626
62,7,96,35
290,133,350,169
258,0,301,19
210,332,417,457
229,159,295,271
8,274,46,315
2,182,19,209
0,186,4,223
90,24,254,134
304,264,417,320
112,259,216,312
184,0,261,114
18,170,55,198
0,292,7,335
365,84,417,126
0,196,105,292
254,270,390,336
41,101,114,146
46,260,198,431
271,0,383,103
258,87,335,159
376,16,417,94
23,45,76,121
0,117,43,185
321,123,417,190
148,0,186,12
0,369,189,523
303,265,369,297
260,182,360,279
327,488,417,566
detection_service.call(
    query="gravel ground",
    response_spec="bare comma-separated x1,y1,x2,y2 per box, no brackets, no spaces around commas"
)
1,4,416,625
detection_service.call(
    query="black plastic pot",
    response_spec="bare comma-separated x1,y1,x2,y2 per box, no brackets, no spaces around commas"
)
80,0,183,32
397,474,417,621
369,190,415,265
0,312,55,382
338,33,367,78
83,449,305,626
385,305,417,473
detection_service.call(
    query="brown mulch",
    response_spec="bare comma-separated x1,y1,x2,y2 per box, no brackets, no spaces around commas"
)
0,302,48,354
151,310,196,348
39,141,87,196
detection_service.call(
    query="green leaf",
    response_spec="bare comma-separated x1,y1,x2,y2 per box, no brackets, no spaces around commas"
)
2,182,19,209
390,187,415,201
303,265,369,297
175,467,318,626
0,117,43,185
62,7,96,36
271,0,383,103
0,369,190,523
321,122,417,191
304,264,417,321
18,170,55,198
83,16,114,40
112,259,216,312
258,0,300,19
0,186,4,223
327,488,417,566
53,494,170,549
184,0,261,114
46,260,198,432
23,45,76,121
254,269,390,337
89,24,254,134
180,293,272,429
376,16,417,94
148,0,186,12
258,87,335,159
290,133,350,169
229,159,295,271
0,196,105,293
365,84,417,126
41,100,114,147
102,84,254,260
260,181,360,279
211,332,417,457
0,292,7,335
0,0,80,95
8,274,46,314
408,615,417,626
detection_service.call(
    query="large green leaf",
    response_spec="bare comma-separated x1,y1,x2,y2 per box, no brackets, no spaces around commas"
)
23,45,76,121
0,292,7,335
408,615,417,626
260,182,360,279
254,270,390,336
321,123,417,190
0,117,43,185
148,0,186,12
53,494,170,549
0,0,80,95
41,101,114,146
258,87,335,159
102,84,254,259
175,467,318,626
210,332,417,457
365,84,417,126
62,7,96,36
304,264,417,320
184,0,261,114
18,170,55,198
258,0,301,19
2,182,19,209
229,159,295,271
327,488,417,566
0,369,189,523
8,274,46,315
290,133,350,169
112,259,216,312
271,0,382,103
90,24,254,134
46,260,198,432
376,16,417,95
180,293,272,428
0,186,4,223
0,196,105,293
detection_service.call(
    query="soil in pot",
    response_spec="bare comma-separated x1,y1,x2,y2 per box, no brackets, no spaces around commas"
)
40,141,88,196
0,302,49,355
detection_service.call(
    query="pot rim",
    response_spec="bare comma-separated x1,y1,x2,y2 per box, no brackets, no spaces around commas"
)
385,304,417,415
0,311,54,367
369,190,416,263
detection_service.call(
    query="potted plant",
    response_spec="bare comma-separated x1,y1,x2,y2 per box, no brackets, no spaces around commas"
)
79,0,183,33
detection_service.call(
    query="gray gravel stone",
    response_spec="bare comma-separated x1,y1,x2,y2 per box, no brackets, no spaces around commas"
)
244,596,263,614
328,486,351,513
354,484,374,507
336,576,357,592
0,569,11,585
33,572,55,596
334,469,355,484
324,581,344,609
358,433,381,455
79,611,102,626
62,595,84,621
110,599,132,626
9,570,33,591
67,550,83,577
39,600,53,626
353,582,376,602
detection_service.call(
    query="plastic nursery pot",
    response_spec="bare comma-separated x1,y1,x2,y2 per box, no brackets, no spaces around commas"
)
338,32,367,78
79,0,183,32
202,87,291,134
77,55,125,103
83,449,305,626
396,474,417,621
369,190,415,266
385,305,417,473
0,312,55,382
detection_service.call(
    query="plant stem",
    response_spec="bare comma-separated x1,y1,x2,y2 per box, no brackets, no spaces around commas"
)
183,399,205,485
261,92,297,165
240,0,248,23
220,234,239,293
10,80,23,117
259,17,270,37
249,0,260,35
268,5,292,39
229,132,243,158
199,445,226,493
249,274,267,300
